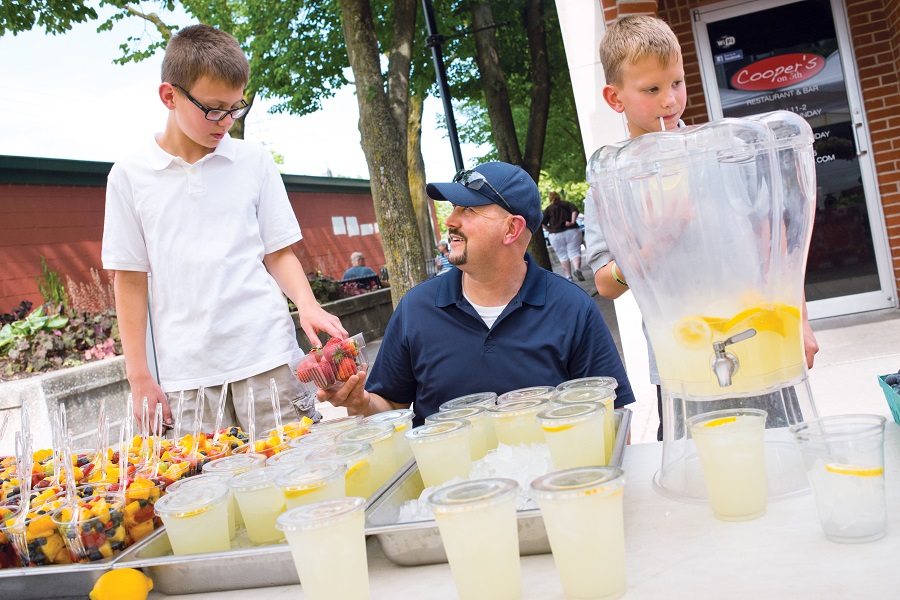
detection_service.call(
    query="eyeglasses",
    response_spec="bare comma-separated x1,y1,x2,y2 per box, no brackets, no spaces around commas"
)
453,169,513,213
171,83,252,122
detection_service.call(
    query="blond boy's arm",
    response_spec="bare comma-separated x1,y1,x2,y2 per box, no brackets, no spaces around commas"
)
264,246,348,345
113,270,172,427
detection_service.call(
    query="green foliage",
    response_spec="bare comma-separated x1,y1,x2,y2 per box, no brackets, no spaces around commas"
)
537,172,589,211
1,306,121,375
0,0,97,36
35,257,68,310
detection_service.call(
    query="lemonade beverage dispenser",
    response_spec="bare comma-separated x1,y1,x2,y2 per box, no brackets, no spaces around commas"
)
587,111,818,502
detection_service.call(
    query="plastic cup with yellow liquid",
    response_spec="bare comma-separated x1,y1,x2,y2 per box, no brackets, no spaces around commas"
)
406,420,472,488
427,406,493,459
554,387,617,464
154,483,231,555
537,403,607,469
275,462,347,510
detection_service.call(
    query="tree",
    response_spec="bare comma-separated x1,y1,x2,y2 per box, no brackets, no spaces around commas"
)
0,0,96,36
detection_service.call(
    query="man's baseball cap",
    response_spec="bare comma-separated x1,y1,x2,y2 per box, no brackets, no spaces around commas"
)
426,162,542,233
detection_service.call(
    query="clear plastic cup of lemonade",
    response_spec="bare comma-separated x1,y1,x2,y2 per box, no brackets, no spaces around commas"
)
275,462,347,510
688,408,767,521
166,472,237,539
555,376,618,392
427,406,493,459
486,398,550,446
309,415,363,435
228,468,287,545
305,442,374,499
439,391,497,412
361,409,415,466
530,466,626,599
554,386,617,463
497,386,556,404
276,496,370,600
406,420,472,488
428,478,521,600
336,423,398,492
201,453,267,528
537,402,607,469
154,482,231,555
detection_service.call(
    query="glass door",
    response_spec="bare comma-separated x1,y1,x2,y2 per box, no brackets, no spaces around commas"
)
693,0,895,318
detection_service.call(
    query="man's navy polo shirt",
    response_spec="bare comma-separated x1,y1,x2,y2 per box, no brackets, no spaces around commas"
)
366,253,635,425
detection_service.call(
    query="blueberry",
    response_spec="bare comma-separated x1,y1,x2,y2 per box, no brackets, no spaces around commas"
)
89,548,103,561
885,374,900,386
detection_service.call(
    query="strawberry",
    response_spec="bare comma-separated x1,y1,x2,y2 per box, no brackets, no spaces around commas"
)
314,361,337,388
336,357,358,381
324,337,342,348
340,338,359,357
296,360,317,383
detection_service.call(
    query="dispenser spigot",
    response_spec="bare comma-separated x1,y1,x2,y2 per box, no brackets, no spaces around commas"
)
711,328,757,387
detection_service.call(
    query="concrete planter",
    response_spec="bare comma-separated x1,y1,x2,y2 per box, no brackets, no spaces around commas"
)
292,287,394,351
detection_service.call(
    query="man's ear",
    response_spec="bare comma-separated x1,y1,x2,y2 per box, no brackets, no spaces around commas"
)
159,83,177,110
602,84,625,113
502,215,529,247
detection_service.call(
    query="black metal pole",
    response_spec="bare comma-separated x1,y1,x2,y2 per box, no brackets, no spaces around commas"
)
422,0,464,172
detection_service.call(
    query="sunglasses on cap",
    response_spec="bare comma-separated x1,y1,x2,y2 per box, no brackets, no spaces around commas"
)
453,169,514,213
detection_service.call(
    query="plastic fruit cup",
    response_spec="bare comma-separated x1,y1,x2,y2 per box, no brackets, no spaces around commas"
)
497,386,556,404
688,409,768,521
228,468,286,545
406,420,472,488
428,479,521,600
554,386,618,464
530,466,626,600
122,478,165,542
0,499,22,568
276,497,369,600
232,435,291,459
439,392,498,412
427,406,493,459
335,423,398,492
52,492,131,563
5,492,70,566
305,442,374,499
166,472,238,539
154,482,231,556
537,402,607,469
275,462,347,510
360,409,415,466
487,399,550,446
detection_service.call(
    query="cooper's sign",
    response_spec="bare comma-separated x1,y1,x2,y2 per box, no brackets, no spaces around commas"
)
731,53,825,91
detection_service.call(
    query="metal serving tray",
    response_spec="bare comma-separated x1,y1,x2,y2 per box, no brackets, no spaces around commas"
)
365,408,632,566
0,554,120,599
114,457,410,595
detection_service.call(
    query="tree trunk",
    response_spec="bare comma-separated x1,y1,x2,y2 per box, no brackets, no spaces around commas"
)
386,0,418,154
339,0,427,305
470,1,522,165
229,91,255,140
407,94,438,263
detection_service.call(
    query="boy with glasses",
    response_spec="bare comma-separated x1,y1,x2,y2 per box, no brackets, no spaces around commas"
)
319,161,635,425
102,25,346,432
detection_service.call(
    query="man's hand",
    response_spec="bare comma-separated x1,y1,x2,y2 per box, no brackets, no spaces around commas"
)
128,373,172,433
317,370,371,414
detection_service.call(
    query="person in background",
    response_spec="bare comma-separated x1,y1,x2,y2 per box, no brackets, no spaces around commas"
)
542,191,584,281
318,161,635,425
102,25,345,432
434,240,456,275
342,252,378,279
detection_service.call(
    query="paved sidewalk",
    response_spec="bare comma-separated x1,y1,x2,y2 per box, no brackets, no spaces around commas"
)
321,246,900,441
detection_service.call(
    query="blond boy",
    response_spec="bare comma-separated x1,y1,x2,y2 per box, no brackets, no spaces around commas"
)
102,25,346,430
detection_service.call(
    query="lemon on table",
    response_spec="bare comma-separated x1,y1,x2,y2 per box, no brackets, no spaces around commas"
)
824,463,884,477
90,568,153,600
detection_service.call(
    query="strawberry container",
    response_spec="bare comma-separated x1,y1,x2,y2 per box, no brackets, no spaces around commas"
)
292,333,368,393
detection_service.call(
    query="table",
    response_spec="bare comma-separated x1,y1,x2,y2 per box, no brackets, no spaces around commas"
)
149,422,899,599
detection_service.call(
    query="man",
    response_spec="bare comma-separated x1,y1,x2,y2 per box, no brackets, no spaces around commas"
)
434,240,455,275
342,252,377,279
320,162,635,425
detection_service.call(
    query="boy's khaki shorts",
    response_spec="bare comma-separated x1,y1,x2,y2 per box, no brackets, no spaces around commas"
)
165,364,321,433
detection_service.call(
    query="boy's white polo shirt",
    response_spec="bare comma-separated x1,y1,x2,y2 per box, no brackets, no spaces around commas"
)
102,135,304,392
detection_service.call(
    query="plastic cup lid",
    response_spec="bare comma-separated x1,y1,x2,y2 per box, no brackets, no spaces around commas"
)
276,496,365,532
487,398,550,417
266,447,315,469
556,376,618,391
498,386,556,403
202,453,267,475
305,441,373,466
537,402,605,425
335,423,395,445
275,462,346,491
530,466,625,500
554,387,616,405
309,416,362,434
405,420,471,443
228,467,282,492
154,482,229,518
166,472,234,495
289,431,338,449
426,406,486,423
427,478,518,513
360,409,415,431
439,392,498,412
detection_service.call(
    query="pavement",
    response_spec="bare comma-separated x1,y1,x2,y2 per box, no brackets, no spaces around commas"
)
320,245,900,442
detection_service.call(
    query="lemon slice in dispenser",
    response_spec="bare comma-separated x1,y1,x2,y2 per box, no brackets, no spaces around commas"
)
673,316,714,350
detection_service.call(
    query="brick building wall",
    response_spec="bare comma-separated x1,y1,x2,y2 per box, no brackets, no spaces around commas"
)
597,0,900,298
0,157,384,313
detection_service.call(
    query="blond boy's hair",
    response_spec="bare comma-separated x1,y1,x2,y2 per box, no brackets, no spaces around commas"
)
599,15,681,86
161,24,250,89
